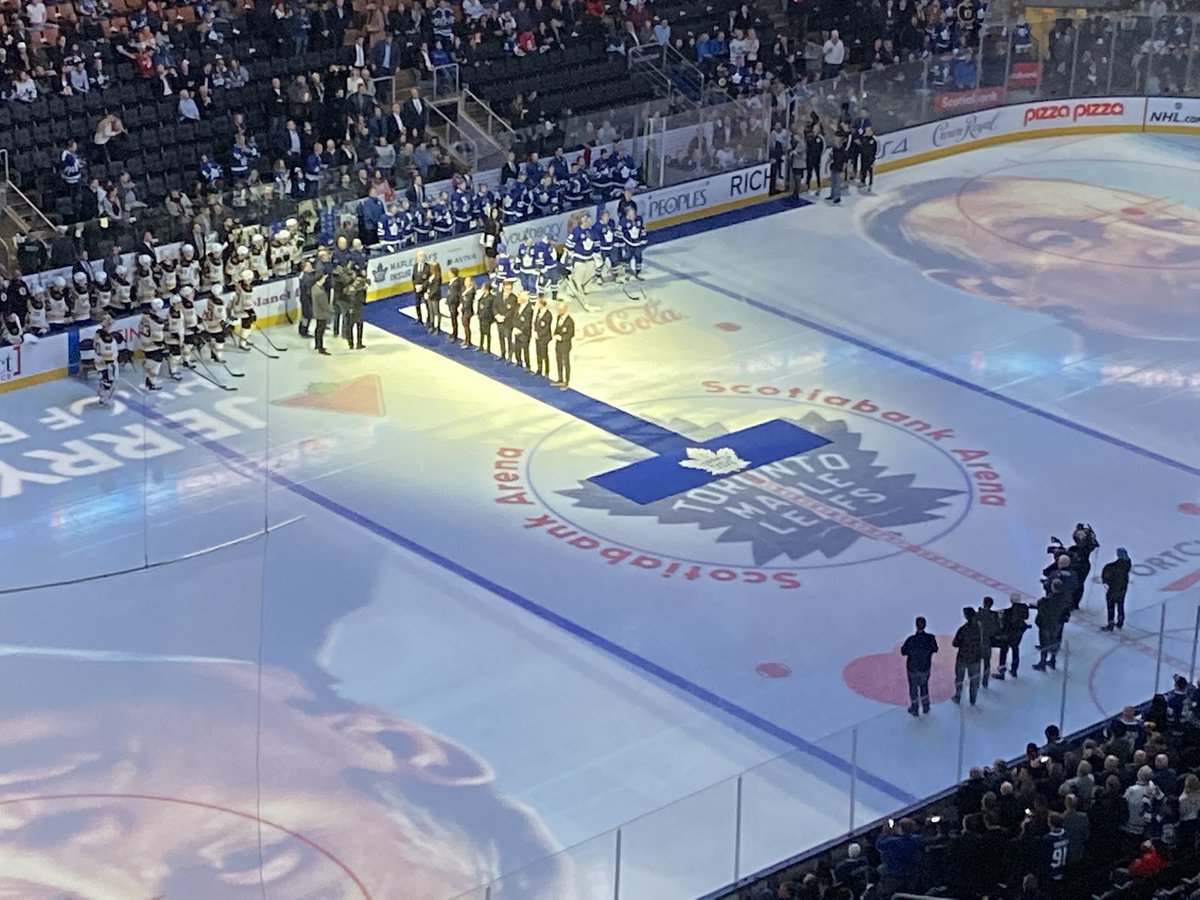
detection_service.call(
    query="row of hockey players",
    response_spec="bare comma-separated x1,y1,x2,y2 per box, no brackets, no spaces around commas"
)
87,274,263,405
374,167,640,251
475,206,649,314
20,226,304,337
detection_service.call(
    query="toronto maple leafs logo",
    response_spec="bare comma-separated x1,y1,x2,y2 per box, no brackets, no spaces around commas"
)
679,447,749,476
559,412,964,565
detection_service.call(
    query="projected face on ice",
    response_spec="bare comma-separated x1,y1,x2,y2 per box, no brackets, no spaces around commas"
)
0,655,564,899
0,531,568,899
860,177,1200,341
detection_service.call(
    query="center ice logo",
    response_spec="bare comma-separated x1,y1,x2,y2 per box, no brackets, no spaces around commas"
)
559,411,964,566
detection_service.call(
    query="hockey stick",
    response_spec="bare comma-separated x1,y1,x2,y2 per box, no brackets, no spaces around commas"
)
248,341,280,360
622,282,647,302
193,356,237,391
259,330,289,353
217,358,246,378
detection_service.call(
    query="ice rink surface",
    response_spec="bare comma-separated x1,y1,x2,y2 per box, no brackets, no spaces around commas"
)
2,132,1200,899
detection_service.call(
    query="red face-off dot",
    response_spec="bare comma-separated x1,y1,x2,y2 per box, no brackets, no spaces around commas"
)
1179,502,1200,515
1121,207,1147,217
756,662,792,678
715,322,742,332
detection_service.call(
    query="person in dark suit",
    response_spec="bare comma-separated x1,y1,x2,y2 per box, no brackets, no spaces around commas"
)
386,101,406,144
533,294,552,378
406,174,427,206
371,33,398,76
424,258,443,332
493,281,515,361
459,277,475,347
553,301,574,388
400,88,428,142
409,249,428,325
511,292,533,369
475,281,495,352
445,266,463,341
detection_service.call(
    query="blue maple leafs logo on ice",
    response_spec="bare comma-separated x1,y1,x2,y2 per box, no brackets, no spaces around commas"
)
560,411,963,565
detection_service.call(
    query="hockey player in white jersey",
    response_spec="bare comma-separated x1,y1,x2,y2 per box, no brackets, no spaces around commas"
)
202,244,224,292
270,229,292,278
47,277,69,329
112,265,133,313
93,270,113,316
134,255,158,309
25,290,48,335
70,271,93,323
157,254,178,296
3,311,24,346
234,269,256,350
204,286,230,363
93,316,120,406
177,244,201,293
164,294,185,380
139,298,167,391
225,245,250,288
249,232,270,281
180,287,201,367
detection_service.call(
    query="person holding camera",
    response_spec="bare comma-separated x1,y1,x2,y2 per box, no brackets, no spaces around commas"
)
1068,523,1100,610
1101,548,1132,631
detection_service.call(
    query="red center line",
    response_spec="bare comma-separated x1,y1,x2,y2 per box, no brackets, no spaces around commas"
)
739,472,1031,598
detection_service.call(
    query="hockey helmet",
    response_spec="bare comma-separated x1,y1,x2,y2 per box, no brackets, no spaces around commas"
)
285,217,299,230
276,229,290,242
72,271,88,285
115,265,128,278
150,298,164,311
182,243,195,258
251,233,265,247
138,254,152,267
95,270,108,284
169,293,183,306
236,245,249,258
180,286,195,300
52,276,67,290
241,269,254,283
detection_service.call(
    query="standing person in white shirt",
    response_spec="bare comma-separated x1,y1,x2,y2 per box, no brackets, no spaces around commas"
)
821,29,845,79
25,0,47,32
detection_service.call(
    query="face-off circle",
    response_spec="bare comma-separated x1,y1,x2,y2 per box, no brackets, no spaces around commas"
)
524,395,974,571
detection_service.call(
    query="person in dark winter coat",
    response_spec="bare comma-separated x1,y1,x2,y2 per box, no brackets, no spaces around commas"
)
310,269,332,355
1033,587,1070,672
995,593,1030,680
975,595,1002,689
953,607,983,705
1101,548,1132,631
900,616,938,717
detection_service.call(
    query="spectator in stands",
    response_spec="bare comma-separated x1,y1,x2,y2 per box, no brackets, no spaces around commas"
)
372,32,399,76
876,818,921,897
821,29,845,79
117,172,147,213
178,88,200,121
165,188,194,219
1123,765,1156,848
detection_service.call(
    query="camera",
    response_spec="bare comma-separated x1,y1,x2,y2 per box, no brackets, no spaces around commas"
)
1046,536,1065,557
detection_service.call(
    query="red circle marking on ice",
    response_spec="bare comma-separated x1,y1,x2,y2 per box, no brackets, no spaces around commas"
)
756,662,791,678
715,322,742,332
1179,502,1200,515
842,638,957,707
1121,207,1147,217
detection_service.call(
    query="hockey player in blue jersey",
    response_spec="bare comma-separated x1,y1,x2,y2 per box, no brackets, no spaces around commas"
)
564,212,598,310
413,204,435,244
517,235,539,294
432,192,455,238
396,199,418,247
590,149,614,201
614,148,640,196
502,175,528,225
594,210,617,283
377,203,404,251
473,183,495,226
548,147,570,182
532,232,561,300
619,206,648,281
493,241,518,288
563,161,586,207
532,175,560,217
451,185,473,234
